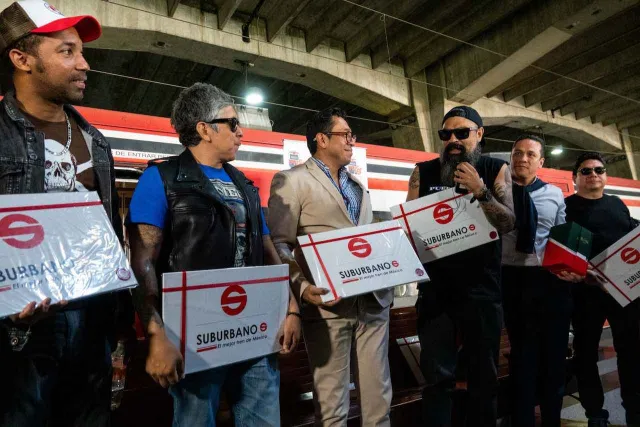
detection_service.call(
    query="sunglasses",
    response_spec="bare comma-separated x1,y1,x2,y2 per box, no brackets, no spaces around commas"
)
438,127,478,141
579,167,606,176
204,117,241,132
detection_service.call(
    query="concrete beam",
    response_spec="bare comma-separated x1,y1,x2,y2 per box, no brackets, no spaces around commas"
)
345,1,418,63
264,0,310,42
38,0,411,116
575,89,640,120
305,0,353,53
596,104,640,126
441,0,637,105
524,42,640,107
167,0,180,17
505,27,640,102
218,0,242,31
616,112,640,130
401,0,529,77
458,96,623,153
560,75,640,116
490,5,640,99
540,62,639,112
369,0,474,70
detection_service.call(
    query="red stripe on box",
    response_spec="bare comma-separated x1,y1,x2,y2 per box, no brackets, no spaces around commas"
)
307,233,338,300
197,344,218,353
0,201,102,214
180,271,187,361
593,231,640,268
0,286,11,292
399,204,418,253
392,193,465,219
343,278,359,284
163,276,289,293
298,226,403,248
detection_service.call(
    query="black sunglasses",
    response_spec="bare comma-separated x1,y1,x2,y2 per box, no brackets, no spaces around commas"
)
204,117,240,132
438,127,478,141
579,167,606,176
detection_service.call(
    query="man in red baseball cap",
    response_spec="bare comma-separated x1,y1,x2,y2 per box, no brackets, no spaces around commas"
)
0,2,132,426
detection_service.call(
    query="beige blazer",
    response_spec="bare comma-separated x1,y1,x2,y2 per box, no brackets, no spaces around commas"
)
268,158,394,315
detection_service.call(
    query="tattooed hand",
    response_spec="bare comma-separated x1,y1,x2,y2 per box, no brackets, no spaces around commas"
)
478,164,516,234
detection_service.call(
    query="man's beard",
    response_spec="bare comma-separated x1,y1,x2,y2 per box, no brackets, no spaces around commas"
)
440,142,482,187
33,58,85,104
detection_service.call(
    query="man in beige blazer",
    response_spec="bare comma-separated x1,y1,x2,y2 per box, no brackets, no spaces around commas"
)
268,108,393,427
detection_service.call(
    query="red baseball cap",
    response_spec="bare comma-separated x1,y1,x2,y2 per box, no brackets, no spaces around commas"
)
0,1,101,52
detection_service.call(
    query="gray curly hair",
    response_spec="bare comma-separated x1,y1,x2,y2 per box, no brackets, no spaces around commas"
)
171,83,236,147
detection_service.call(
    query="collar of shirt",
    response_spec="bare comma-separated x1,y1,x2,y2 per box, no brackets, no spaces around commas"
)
311,157,347,183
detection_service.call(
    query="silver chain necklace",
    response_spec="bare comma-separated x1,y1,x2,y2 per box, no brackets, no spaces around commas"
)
44,112,72,156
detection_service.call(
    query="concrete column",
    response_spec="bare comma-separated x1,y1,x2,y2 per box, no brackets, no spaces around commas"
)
409,70,435,153
389,66,449,153
424,62,448,152
622,127,640,180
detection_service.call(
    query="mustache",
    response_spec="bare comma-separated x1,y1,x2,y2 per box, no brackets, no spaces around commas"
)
70,73,87,82
444,143,466,154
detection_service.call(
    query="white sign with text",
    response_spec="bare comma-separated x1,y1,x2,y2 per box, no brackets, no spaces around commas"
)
162,265,289,374
298,220,428,303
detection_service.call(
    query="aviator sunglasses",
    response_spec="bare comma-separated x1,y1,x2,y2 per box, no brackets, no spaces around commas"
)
579,166,606,176
438,127,478,141
204,117,241,132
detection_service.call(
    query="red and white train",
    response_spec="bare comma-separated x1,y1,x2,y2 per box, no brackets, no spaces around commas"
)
74,105,640,219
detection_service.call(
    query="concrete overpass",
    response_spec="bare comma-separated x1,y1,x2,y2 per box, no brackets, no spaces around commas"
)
1,0,639,177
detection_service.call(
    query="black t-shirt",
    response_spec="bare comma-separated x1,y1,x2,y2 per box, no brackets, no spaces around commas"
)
417,156,506,296
22,110,96,192
565,194,636,257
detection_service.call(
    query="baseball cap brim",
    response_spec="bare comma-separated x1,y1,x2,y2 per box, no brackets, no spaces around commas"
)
30,15,101,43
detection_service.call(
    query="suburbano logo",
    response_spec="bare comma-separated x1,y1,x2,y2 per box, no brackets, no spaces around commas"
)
0,214,45,249
0,213,72,291
195,285,268,349
621,247,640,265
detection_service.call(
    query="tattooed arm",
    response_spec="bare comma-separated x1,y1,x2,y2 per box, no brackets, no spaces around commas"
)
407,166,420,202
128,223,183,388
478,164,515,234
454,162,515,234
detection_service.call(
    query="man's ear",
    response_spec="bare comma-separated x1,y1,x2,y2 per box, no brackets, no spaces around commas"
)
196,122,212,142
539,157,545,168
476,126,484,140
8,49,32,73
316,133,327,150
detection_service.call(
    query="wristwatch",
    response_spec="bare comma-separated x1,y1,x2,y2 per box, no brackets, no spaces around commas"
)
476,185,492,202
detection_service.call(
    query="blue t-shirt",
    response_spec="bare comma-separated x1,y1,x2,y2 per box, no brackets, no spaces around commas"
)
128,164,269,267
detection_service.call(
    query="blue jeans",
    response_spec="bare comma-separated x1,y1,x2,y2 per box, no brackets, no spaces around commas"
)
0,309,112,427
170,354,280,427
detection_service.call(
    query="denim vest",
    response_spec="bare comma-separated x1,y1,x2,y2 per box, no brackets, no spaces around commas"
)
0,90,128,351
0,90,122,239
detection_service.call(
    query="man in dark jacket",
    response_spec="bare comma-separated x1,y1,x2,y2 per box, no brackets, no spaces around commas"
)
0,2,131,426
127,82,301,427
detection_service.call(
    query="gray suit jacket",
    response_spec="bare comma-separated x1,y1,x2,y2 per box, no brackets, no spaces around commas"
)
268,158,394,317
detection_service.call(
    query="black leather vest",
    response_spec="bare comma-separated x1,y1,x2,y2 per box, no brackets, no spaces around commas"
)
153,150,265,275
417,156,506,297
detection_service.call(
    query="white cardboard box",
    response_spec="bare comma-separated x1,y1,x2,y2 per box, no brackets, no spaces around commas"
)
297,220,429,303
162,265,289,374
390,188,499,264
0,192,137,318
590,228,640,307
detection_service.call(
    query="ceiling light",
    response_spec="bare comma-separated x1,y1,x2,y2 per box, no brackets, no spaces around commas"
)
245,87,264,105
550,147,564,156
